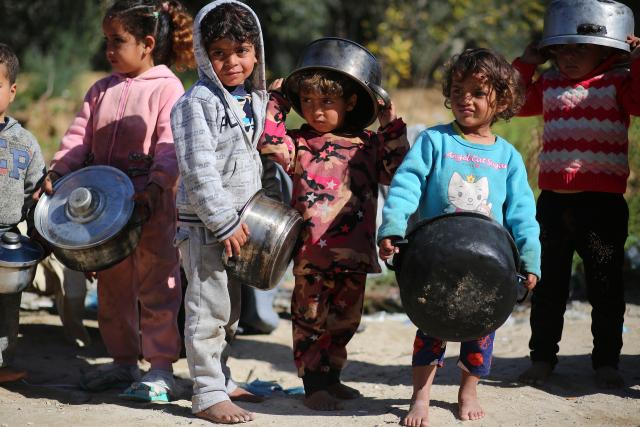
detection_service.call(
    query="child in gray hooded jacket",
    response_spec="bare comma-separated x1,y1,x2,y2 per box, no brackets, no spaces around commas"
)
170,0,267,424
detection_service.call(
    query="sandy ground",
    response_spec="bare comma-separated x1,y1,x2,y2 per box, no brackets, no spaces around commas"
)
0,297,639,427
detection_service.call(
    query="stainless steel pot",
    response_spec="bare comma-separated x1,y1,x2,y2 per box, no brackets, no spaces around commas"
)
0,232,44,294
34,166,143,272
224,190,303,290
283,37,390,129
540,0,634,52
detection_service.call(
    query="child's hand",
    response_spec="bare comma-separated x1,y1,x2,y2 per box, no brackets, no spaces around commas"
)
523,273,538,290
520,41,547,65
628,35,640,61
33,170,62,201
133,182,163,217
378,237,400,260
378,101,397,128
268,78,284,92
223,223,250,258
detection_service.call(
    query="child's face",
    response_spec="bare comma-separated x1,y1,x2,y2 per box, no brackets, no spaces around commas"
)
299,89,356,134
548,43,611,80
0,64,16,122
449,73,502,133
207,38,257,87
103,18,153,78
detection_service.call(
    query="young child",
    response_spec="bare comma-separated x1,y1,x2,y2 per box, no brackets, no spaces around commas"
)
0,43,46,384
39,0,195,401
514,20,640,387
378,48,540,425
258,63,409,409
170,1,268,423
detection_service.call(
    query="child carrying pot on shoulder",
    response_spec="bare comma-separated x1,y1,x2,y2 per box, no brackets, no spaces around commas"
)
513,2,640,388
38,0,195,402
258,60,410,410
378,48,540,426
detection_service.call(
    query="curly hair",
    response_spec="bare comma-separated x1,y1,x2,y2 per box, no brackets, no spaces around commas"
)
442,48,524,123
200,3,260,56
288,69,357,99
104,0,196,71
0,43,19,84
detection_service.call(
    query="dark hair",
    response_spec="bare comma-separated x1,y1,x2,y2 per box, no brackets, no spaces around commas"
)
442,48,524,123
288,70,357,100
200,3,260,55
0,43,19,84
104,0,195,70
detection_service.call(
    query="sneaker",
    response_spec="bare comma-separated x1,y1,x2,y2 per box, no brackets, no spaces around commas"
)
119,369,175,402
80,363,141,392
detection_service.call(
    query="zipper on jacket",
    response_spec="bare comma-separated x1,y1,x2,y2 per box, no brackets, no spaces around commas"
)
107,78,133,164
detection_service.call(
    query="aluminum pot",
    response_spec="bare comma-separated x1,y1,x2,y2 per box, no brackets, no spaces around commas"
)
34,166,143,272
0,232,44,294
388,212,523,342
283,37,390,129
540,0,634,52
224,190,303,290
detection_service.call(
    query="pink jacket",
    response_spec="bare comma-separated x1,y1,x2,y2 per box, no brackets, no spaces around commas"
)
51,65,183,193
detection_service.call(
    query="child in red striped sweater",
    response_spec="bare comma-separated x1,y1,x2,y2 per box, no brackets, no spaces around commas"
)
513,28,640,388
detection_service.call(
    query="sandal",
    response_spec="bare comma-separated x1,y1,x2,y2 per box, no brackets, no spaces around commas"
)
80,363,141,392
119,369,175,402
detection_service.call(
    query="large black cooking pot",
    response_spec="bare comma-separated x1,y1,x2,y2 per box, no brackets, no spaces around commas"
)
389,212,523,342
283,37,390,129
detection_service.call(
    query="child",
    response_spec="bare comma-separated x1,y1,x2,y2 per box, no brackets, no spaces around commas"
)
258,63,409,409
0,43,46,384
513,20,640,387
378,48,540,425
40,0,195,401
170,1,268,423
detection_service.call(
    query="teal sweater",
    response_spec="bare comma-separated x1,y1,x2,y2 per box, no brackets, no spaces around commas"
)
378,123,541,277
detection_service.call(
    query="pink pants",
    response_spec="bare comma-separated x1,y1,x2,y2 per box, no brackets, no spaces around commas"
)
96,191,182,371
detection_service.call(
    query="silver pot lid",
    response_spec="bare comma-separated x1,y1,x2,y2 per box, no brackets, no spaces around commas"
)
0,232,44,267
34,165,135,249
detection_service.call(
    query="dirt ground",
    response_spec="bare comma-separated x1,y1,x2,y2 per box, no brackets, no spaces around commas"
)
0,294,639,427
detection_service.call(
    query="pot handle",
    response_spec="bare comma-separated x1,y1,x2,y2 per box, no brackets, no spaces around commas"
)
516,273,529,303
368,82,391,110
383,238,408,271
221,251,237,268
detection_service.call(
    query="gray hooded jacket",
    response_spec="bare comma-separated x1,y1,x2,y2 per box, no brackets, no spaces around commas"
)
171,0,267,242
0,116,45,231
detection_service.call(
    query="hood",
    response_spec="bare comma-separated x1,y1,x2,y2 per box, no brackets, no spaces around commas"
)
0,116,19,133
193,0,266,92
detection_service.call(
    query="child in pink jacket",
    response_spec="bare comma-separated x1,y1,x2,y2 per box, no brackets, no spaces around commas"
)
40,0,195,402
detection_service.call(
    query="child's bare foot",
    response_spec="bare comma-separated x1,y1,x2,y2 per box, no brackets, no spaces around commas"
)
195,400,255,424
229,386,265,403
402,400,429,427
518,361,553,386
327,382,361,399
458,371,484,421
595,366,624,388
303,390,344,411
0,367,27,383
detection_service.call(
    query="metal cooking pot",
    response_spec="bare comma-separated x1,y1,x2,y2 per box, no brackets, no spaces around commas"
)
389,212,523,342
224,190,303,290
34,166,143,272
540,0,634,52
283,37,391,129
0,232,44,294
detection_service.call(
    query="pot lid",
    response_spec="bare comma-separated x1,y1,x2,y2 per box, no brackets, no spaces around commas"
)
34,166,135,249
0,232,44,267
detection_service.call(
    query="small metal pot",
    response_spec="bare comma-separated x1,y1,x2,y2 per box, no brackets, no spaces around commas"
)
34,166,142,272
224,190,303,290
283,37,390,128
0,232,44,294
540,0,634,52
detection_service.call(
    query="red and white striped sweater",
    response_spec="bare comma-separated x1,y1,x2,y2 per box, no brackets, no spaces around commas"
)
513,56,640,193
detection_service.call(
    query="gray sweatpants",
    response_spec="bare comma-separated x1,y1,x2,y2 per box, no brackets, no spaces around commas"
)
177,226,241,413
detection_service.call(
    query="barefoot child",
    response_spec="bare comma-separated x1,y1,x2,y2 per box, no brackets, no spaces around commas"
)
171,1,268,423
259,55,409,410
513,0,640,389
40,0,195,400
378,48,540,425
